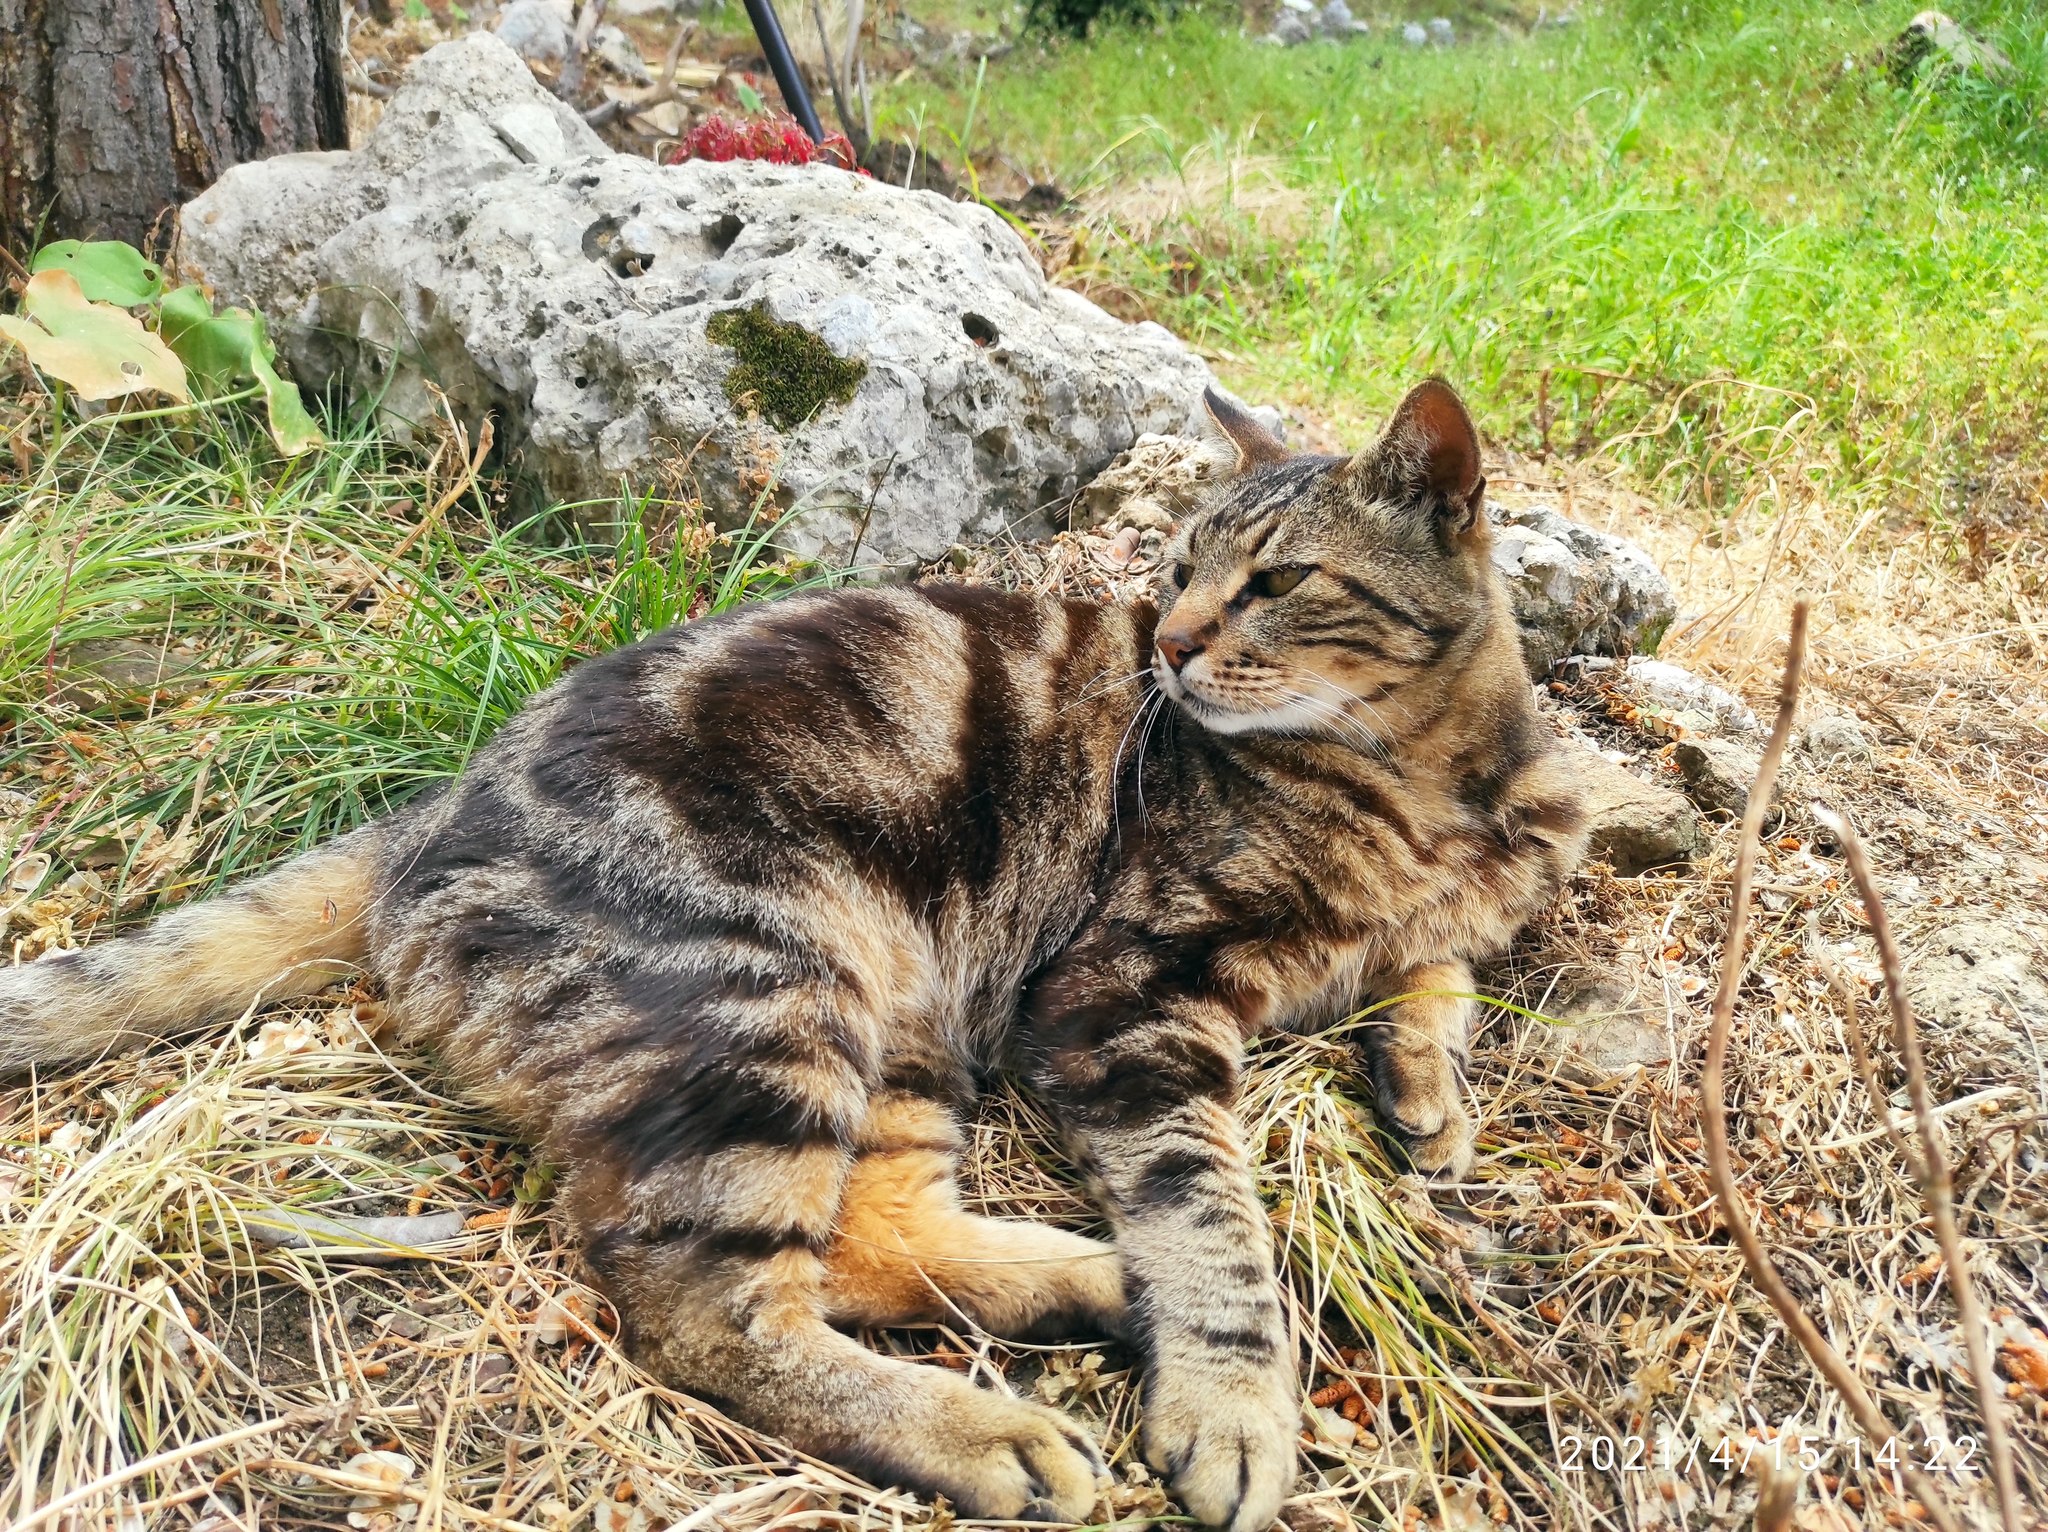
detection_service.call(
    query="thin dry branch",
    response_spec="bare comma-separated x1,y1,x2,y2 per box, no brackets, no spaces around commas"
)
1813,801,2026,1532
1698,601,1968,1532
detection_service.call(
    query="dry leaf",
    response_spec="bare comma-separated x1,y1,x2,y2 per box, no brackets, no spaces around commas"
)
0,270,189,402
592,1499,651,1532
344,1449,418,1526
630,100,687,137
248,1017,320,1062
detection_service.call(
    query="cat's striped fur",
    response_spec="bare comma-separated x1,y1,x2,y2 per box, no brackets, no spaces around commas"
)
1,381,1587,1530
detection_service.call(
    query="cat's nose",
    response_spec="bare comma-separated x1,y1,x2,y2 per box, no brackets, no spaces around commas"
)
1156,632,1204,673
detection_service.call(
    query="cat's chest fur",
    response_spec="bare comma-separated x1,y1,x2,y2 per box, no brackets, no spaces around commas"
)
1109,734,1574,1038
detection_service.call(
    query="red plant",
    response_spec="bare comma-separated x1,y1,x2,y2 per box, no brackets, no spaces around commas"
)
670,113,867,174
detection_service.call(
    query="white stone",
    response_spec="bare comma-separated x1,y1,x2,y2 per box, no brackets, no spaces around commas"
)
1624,659,1759,734
493,0,570,63
1402,21,1428,45
1270,9,1315,46
1486,498,1677,672
177,35,1212,571
589,23,653,83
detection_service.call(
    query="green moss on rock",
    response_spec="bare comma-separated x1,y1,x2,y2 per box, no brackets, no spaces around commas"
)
705,303,867,432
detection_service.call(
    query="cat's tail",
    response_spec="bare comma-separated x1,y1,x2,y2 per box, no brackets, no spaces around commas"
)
0,821,394,1073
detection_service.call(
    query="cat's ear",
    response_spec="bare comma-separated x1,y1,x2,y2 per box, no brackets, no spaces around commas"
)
1199,385,1290,474
1352,379,1487,537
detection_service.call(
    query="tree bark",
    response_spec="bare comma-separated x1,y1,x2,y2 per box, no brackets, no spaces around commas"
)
0,0,348,256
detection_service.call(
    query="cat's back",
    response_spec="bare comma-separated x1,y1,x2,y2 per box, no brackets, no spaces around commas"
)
369,583,1153,1071
513,581,1151,827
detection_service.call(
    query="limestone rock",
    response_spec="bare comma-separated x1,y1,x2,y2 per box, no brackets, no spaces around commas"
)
1575,749,1703,874
1885,11,2012,84
1674,736,1765,818
1076,433,1221,528
1537,973,1676,1081
1268,7,1315,45
588,23,653,83
176,34,1212,570
1797,711,1873,766
1620,658,1759,735
1906,920,2048,1064
493,0,570,63
1486,499,1678,673
1320,0,1367,37
1402,21,1427,45
1427,16,1454,44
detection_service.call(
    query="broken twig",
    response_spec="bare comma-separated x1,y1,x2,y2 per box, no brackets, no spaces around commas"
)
1813,800,2025,1532
1699,602,1968,1532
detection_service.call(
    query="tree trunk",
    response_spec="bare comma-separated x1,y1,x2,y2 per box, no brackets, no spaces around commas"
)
0,0,348,257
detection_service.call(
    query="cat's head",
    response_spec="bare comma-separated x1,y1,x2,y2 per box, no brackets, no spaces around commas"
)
1151,380,1507,743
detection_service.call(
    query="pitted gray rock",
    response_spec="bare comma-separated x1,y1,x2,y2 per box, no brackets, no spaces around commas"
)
177,33,1211,568
1485,495,1677,672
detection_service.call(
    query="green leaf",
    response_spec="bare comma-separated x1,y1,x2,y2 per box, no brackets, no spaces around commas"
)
159,286,252,392
735,80,766,115
0,270,188,402
30,240,166,308
159,285,325,456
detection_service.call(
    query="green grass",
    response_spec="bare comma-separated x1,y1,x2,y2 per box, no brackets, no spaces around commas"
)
0,405,801,915
883,0,2048,524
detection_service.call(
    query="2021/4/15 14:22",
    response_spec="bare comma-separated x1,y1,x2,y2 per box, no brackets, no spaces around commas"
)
1557,1430,1983,1477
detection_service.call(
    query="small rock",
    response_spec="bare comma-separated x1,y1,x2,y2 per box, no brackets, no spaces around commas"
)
1575,748,1703,874
1318,0,1367,38
1623,658,1758,734
1486,497,1677,674
492,0,569,64
588,23,653,84
1428,16,1454,44
1797,712,1872,766
1906,920,2048,1062
629,98,687,138
1541,977,1676,1079
1402,21,1427,45
1269,8,1315,45
1118,497,1176,533
49,638,210,709
1077,431,1222,528
1673,736,1765,818
1885,10,2012,84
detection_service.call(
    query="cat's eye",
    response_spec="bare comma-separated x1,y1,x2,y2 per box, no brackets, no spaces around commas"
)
1248,565,1311,599
1171,561,1193,587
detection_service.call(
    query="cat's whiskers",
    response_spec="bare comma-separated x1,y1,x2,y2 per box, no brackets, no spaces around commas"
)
1271,684,1391,760
1273,663,1394,754
1110,684,1165,842
1133,684,1172,823
1066,667,1153,712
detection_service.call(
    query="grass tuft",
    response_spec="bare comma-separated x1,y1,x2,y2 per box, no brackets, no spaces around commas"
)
1,404,800,924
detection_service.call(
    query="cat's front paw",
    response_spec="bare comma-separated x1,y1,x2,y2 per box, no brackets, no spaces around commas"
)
1371,1049,1474,1178
1142,1362,1297,1531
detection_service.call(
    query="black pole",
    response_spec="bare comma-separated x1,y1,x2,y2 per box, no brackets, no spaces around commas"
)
740,0,828,146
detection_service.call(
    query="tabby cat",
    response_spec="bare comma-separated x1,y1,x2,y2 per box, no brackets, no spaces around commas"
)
1,380,1587,1531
